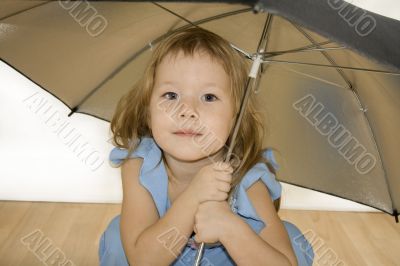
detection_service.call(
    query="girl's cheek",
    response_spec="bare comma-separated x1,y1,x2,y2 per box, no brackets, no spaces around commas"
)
151,105,167,120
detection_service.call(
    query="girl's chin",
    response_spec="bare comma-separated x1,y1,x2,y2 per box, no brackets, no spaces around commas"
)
170,149,225,163
165,147,218,163
156,136,224,162
170,151,211,162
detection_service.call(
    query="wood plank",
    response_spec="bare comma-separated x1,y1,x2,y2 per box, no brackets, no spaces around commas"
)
0,201,399,265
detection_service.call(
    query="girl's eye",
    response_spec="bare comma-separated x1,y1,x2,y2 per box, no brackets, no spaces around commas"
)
202,94,218,102
162,92,178,100
162,92,217,102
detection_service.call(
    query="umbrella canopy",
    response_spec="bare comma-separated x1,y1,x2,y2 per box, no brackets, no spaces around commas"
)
1,0,399,221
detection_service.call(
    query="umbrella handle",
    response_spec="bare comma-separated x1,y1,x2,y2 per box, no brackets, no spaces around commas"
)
192,186,238,265
193,242,205,265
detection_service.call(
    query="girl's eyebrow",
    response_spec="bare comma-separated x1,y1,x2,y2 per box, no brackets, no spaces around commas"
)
202,82,220,88
157,81,178,87
154,81,178,91
156,81,225,92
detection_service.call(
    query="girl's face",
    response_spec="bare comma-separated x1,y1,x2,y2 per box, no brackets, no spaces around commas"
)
149,50,235,162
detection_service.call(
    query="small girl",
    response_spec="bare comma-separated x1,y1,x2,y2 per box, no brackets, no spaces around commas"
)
98,28,314,266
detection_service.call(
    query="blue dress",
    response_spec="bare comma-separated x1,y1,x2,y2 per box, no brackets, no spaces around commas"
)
99,137,314,266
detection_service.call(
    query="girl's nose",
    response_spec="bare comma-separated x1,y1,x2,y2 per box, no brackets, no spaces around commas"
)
179,106,198,119
178,100,199,120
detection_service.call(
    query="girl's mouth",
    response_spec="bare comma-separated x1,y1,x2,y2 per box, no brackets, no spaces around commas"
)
174,130,202,137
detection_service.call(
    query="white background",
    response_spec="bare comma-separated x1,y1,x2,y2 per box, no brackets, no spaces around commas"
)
351,0,400,20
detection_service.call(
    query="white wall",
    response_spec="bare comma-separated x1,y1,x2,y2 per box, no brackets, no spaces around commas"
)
0,61,121,203
349,0,400,20
0,61,377,211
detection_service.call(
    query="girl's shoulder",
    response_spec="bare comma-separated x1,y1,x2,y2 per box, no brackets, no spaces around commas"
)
109,137,158,166
237,148,281,200
232,148,282,233
109,136,169,217
261,148,280,172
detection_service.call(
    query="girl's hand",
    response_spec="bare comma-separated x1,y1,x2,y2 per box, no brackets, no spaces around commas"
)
193,200,235,244
185,161,233,205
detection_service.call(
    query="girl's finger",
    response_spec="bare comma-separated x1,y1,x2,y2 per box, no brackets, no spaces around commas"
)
217,191,228,201
215,174,232,183
212,161,233,172
218,182,231,193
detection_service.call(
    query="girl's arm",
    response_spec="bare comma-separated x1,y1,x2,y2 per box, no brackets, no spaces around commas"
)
220,180,298,266
120,158,198,266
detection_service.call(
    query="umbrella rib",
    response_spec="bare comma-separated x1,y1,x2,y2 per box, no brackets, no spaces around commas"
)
151,2,199,28
152,2,253,59
0,1,52,21
147,7,252,46
297,46,346,52
278,65,348,89
263,45,346,58
260,40,332,56
262,59,400,75
291,22,354,89
230,43,252,59
252,14,274,94
68,6,252,116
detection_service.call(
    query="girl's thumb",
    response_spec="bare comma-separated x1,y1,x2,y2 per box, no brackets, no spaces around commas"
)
213,161,233,172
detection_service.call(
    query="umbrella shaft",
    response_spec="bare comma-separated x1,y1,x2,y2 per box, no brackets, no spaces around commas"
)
192,58,261,265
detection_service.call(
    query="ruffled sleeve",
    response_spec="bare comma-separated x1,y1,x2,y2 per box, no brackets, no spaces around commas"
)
232,148,282,234
109,137,169,217
109,138,153,166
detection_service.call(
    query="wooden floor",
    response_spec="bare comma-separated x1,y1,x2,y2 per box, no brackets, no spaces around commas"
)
0,201,399,266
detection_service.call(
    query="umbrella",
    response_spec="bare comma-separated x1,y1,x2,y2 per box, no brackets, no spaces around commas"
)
1,0,400,262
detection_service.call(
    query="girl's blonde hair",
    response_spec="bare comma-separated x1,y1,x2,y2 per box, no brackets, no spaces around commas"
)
110,27,280,211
